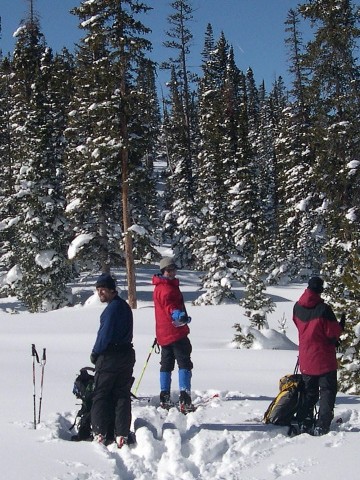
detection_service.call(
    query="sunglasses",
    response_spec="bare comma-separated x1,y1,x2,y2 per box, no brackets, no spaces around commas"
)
165,267,176,272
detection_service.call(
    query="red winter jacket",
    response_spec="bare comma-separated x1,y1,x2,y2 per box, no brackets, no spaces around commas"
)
293,288,342,376
152,274,190,346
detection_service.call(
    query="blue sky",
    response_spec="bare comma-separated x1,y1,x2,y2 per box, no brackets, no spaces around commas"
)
0,0,321,89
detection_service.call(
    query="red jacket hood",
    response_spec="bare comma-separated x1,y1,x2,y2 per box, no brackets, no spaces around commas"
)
297,288,324,309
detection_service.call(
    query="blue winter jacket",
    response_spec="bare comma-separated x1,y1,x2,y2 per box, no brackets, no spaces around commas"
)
92,295,133,356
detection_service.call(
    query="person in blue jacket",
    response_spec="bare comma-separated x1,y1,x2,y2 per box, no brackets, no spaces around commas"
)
90,273,135,448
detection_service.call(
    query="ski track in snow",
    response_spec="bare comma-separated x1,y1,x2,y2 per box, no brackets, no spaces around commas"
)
18,391,360,480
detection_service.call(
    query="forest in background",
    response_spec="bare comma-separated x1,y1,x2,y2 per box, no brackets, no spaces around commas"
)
0,0,359,391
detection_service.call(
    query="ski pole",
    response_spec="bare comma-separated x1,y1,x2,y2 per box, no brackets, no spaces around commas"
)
31,344,39,429
38,348,46,424
133,338,159,396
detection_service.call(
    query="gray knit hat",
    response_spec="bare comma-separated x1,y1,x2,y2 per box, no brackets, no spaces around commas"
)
159,257,178,271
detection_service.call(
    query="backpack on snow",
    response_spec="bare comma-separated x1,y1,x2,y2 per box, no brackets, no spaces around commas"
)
70,367,95,441
263,364,305,427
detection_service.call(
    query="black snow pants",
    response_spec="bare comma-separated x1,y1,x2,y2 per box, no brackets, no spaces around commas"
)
160,336,193,372
297,370,337,432
91,345,135,439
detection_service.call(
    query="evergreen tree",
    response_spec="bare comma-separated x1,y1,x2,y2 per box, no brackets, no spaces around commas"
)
229,68,264,281
64,9,122,273
227,69,256,285
162,0,195,194
238,252,275,336
234,251,275,348
128,57,162,262
271,8,325,284
194,33,240,304
0,57,15,294
161,0,199,267
67,0,154,307
298,0,360,392
255,81,280,275
9,15,72,311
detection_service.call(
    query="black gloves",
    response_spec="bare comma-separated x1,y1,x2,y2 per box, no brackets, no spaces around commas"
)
340,313,346,331
90,352,98,365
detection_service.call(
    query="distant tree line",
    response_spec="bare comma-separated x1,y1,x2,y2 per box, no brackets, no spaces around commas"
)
0,1,359,391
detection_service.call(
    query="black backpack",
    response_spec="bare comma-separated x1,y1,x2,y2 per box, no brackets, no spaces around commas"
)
70,367,95,441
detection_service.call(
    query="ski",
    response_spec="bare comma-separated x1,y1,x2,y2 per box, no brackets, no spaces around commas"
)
132,392,220,414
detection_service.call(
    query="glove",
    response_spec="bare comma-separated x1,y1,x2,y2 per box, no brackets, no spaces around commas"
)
171,310,186,322
171,310,190,327
340,313,346,331
90,352,98,365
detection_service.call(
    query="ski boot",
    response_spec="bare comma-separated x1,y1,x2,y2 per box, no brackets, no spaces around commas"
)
116,431,136,448
179,390,196,414
160,391,175,410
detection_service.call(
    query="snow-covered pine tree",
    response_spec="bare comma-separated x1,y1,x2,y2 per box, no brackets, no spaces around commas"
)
297,0,360,392
161,0,199,268
234,253,275,348
239,253,275,330
254,80,281,276
194,33,241,305
229,68,264,282
0,57,15,295
226,69,256,285
270,8,325,284
9,16,72,311
66,1,153,307
64,7,122,273
127,57,162,263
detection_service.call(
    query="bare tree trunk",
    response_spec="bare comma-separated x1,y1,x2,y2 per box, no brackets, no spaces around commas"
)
119,39,137,308
121,146,137,309
98,210,110,273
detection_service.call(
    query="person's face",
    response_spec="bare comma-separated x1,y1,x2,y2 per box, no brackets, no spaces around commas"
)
163,266,177,280
96,287,116,303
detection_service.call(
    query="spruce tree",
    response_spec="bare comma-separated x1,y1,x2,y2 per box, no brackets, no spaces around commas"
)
255,81,280,275
127,57,162,262
230,68,265,280
298,0,360,392
271,8,324,284
194,33,240,304
0,57,15,294
235,253,275,348
9,16,72,311
67,0,154,307
161,0,198,267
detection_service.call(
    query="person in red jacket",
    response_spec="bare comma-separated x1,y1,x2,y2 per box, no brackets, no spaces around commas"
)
293,276,344,436
152,257,194,412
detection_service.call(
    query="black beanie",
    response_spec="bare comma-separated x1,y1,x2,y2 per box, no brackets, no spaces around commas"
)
95,273,116,291
308,276,324,294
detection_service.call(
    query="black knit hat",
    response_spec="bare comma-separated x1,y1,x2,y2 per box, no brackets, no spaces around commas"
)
308,276,324,294
95,273,116,291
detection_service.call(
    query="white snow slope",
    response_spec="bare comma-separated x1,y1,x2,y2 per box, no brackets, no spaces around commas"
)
0,267,359,480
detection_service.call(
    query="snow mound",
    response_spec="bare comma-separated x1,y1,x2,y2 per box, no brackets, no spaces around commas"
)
248,327,298,350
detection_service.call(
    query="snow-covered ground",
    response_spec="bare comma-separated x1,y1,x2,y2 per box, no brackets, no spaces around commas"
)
1,266,359,480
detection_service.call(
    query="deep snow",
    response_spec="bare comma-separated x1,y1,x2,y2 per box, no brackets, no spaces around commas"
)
1,266,359,480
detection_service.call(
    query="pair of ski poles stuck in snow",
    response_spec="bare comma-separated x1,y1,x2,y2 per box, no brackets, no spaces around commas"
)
31,344,46,429
30,338,155,429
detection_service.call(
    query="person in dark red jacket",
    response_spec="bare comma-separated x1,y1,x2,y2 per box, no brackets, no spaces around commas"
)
152,257,194,412
293,276,344,436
